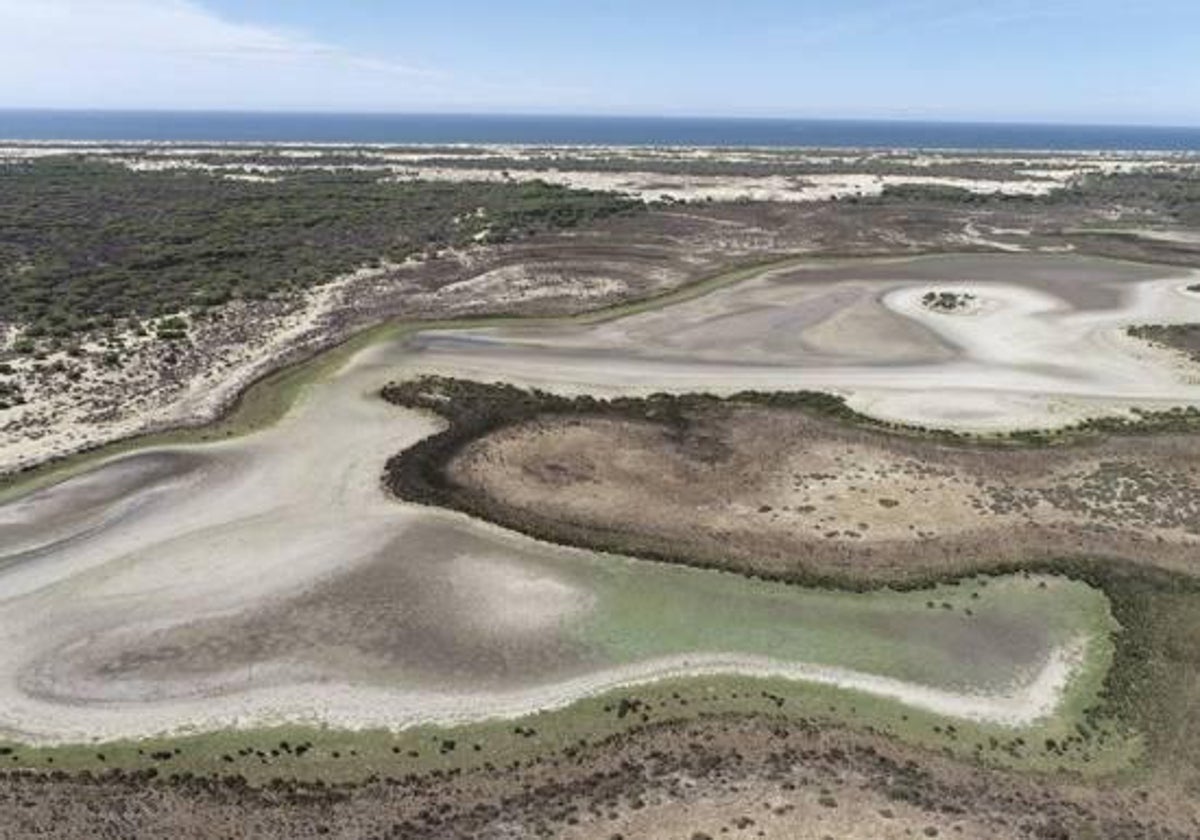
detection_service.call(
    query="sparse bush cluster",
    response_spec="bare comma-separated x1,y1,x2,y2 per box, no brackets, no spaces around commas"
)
877,183,987,203
0,377,23,409
1128,322,1200,364
155,316,189,341
921,291,976,312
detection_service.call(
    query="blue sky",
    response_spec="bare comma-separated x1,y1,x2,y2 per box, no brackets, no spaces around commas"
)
1,0,1198,125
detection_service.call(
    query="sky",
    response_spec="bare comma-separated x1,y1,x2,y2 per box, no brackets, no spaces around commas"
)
1,0,1198,125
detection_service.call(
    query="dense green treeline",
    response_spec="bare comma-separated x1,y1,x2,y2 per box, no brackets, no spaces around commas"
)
878,169,1200,223
0,158,642,337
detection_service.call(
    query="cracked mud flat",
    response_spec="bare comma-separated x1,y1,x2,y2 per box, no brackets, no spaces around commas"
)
0,258,1139,745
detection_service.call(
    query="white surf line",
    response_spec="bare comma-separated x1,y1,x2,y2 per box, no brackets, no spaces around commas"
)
0,637,1088,746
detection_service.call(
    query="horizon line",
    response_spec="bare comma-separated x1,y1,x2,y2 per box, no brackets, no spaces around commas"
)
2,107,1199,132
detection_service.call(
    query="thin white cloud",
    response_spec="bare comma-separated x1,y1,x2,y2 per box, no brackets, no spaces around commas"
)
783,0,1091,51
0,0,440,109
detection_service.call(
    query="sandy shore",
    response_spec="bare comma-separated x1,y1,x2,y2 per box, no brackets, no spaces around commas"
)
0,644,1085,746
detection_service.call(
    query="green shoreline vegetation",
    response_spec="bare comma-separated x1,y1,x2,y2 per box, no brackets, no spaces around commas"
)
0,671,1133,788
0,571,1130,786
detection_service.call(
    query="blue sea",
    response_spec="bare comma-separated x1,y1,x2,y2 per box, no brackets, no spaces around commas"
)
2,110,1199,151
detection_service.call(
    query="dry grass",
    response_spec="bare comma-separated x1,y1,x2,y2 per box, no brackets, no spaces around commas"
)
3,716,1196,840
449,403,1200,584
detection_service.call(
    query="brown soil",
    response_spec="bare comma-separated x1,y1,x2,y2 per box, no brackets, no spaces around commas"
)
449,403,1200,584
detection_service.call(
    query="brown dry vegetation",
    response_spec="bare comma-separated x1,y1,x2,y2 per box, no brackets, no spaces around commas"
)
382,379,1200,585
5,716,1197,840
447,404,1200,583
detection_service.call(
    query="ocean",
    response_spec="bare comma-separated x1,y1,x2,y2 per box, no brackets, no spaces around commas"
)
1,110,1199,151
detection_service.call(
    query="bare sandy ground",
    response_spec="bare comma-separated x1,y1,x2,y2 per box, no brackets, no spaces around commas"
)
0,314,1095,744
396,253,1200,430
388,167,1065,203
9,142,1194,203
0,263,386,475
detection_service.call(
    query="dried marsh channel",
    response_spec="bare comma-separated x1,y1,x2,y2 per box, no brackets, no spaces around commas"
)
399,253,1200,430
0,251,1190,778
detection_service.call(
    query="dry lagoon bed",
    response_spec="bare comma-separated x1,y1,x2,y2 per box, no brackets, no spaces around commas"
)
4,250,1200,837
398,252,1200,431
0,301,1110,742
2,252,1194,743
